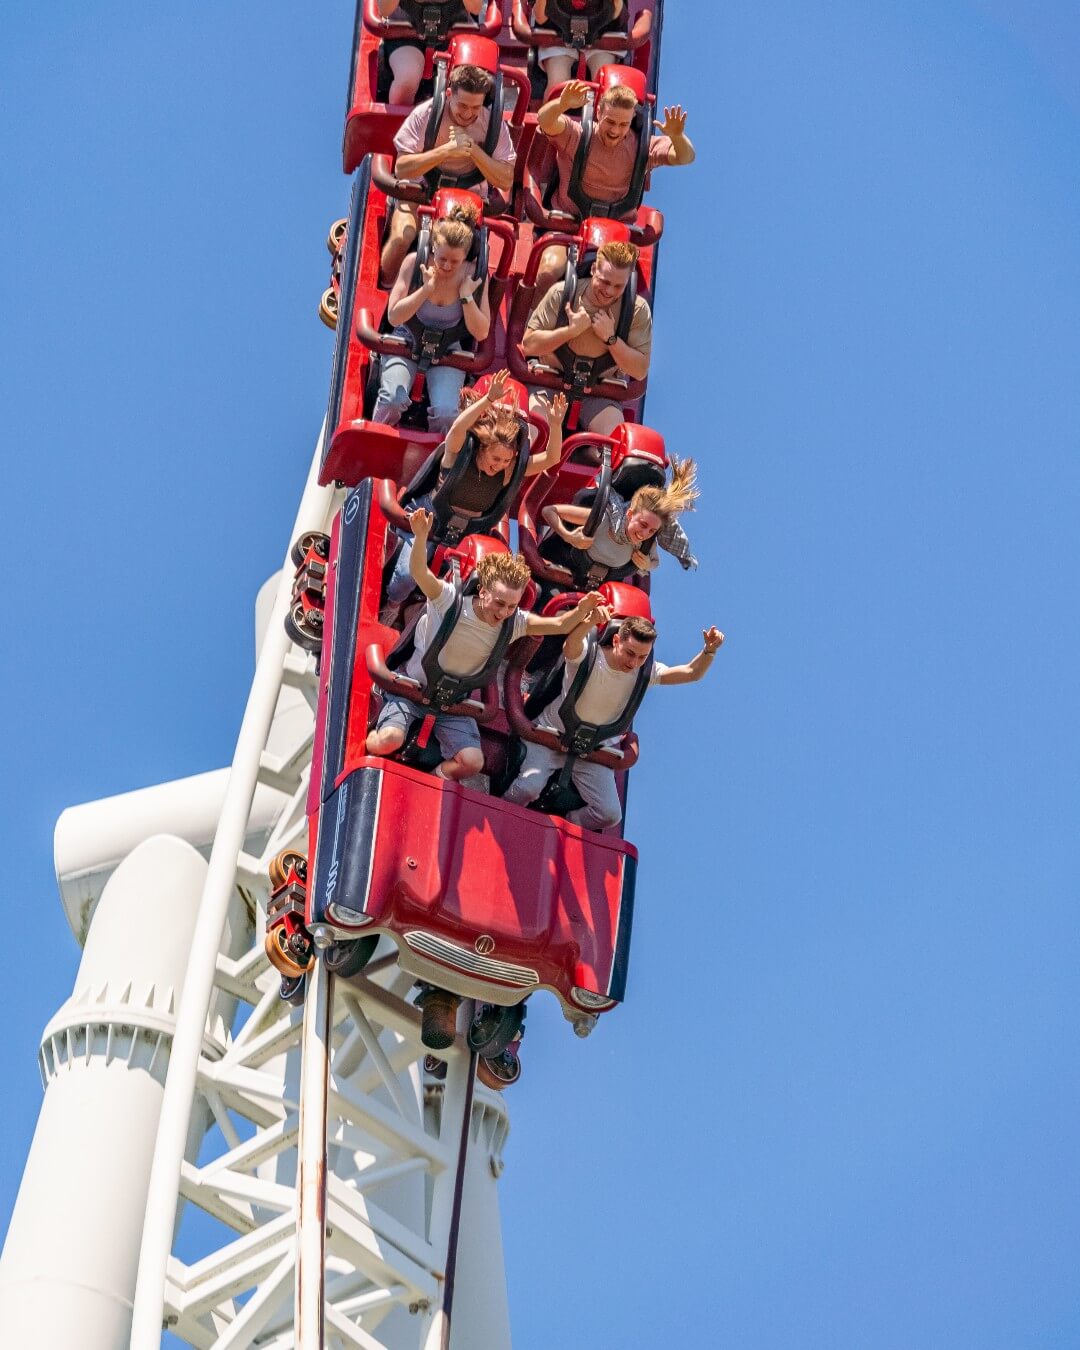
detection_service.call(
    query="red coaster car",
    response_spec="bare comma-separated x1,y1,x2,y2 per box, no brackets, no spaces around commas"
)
510,0,659,88
522,65,664,240
319,166,518,488
344,1,508,170
517,419,667,591
304,480,638,1034
507,215,655,431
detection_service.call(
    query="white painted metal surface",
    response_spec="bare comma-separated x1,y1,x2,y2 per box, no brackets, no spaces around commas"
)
1,427,515,1347
0,836,220,1347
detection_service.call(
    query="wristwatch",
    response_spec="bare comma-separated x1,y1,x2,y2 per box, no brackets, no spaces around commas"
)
605,333,618,346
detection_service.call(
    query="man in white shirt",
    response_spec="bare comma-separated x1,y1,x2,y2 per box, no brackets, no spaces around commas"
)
367,507,603,781
505,605,724,829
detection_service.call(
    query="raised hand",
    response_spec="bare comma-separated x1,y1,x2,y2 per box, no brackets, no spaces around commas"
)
565,301,592,337
575,593,609,627
407,506,434,541
702,625,725,653
419,262,438,293
558,79,592,113
485,368,511,403
547,391,568,423
458,272,485,302
590,308,616,343
660,104,688,139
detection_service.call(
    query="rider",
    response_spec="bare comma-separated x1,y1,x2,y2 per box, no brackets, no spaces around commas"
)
531,0,653,96
367,507,604,781
373,204,491,434
533,79,695,293
375,0,484,105
381,63,516,283
541,455,699,579
520,238,651,435
385,370,569,603
504,608,725,829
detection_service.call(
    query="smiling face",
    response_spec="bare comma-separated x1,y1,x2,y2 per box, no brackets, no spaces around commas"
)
432,241,467,278
448,87,486,128
596,102,635,147
609,631,654,672
475,440,516,477
626,509,662,544
588,256,632,308
475,579,524,624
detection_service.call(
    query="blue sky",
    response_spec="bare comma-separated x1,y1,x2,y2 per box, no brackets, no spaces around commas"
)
3,2,1080,1346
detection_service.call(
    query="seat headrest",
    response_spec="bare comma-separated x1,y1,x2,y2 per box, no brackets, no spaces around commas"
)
610,422,667,469
448,33,500,73
595,64,647,103
430,187,485,222
598,581,653,621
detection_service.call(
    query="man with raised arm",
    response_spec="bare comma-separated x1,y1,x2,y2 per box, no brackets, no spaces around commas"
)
367,507,604,782
504,607,724,830
533,80,694,293
380,63,517,283
520,238,651,435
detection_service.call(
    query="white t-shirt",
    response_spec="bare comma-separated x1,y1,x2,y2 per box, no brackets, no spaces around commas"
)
537,644,667,741
405,579,530,688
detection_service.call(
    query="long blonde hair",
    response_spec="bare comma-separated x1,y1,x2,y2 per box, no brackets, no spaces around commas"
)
629,456,699,523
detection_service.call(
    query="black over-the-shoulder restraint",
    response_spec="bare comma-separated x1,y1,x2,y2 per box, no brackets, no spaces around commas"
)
398,0,471,44
421,65,506,193
533,0,619,50
553,625,653,755
417,560,521,709
566,91,652,222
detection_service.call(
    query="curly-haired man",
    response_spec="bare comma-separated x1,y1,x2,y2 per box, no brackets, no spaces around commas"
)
367,507,603,780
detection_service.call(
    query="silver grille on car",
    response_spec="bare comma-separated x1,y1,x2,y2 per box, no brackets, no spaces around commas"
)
402,931,540,986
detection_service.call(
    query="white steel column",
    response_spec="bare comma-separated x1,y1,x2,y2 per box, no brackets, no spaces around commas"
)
296,959,333,1348
0,836,215,1348
130,436,335,1349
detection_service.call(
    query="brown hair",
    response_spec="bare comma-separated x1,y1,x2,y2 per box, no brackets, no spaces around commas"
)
460,386,522,449
449,64,494,96
599,85,640,114
618,616,657,645
629,456,698,526
475,552,531,593
432,201,479,253
596,239,639,271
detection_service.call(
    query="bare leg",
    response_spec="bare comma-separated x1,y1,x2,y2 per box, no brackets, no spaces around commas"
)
438,747,484,781
388,46,425,104
380,203,419,287
534,243,569,300
541,53,574,96
586,402,627,436
366,726,405,757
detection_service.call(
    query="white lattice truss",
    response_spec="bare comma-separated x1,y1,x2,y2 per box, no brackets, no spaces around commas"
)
128,444,507,1349
164,949,506,1349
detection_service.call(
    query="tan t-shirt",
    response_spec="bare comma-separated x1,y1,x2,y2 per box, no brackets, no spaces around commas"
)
525,278,652,374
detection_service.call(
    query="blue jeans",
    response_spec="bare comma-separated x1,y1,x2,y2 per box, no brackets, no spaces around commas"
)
385,491,435,605
371,332,466,436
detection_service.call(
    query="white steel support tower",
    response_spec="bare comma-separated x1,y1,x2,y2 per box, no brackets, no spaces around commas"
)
0,435,515,1349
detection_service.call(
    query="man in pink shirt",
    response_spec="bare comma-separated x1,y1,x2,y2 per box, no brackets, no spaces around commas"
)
380,63,517,283
532,78,694,294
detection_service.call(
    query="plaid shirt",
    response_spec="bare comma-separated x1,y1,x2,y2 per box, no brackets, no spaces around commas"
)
597,494,698,571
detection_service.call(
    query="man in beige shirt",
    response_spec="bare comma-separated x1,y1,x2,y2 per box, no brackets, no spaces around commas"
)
520,238,651,434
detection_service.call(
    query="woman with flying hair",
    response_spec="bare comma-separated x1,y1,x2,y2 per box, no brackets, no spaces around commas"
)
541,454,700,583
385,370,569,605
372,203,492,436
